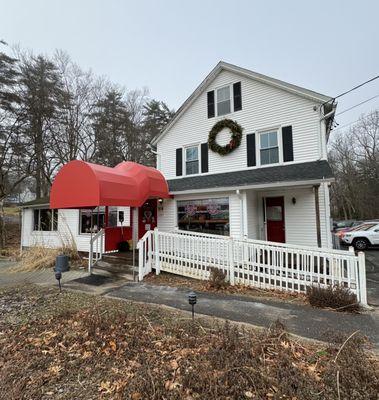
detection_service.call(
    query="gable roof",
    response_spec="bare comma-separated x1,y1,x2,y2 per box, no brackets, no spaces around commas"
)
152,61,334,146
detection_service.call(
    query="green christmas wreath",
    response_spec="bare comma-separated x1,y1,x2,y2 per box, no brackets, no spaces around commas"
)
208,119,243,156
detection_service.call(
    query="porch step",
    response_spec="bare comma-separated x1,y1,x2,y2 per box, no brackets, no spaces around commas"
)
94,252,138,281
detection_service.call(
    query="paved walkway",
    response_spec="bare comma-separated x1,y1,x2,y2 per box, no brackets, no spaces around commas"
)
108,282,379,348
0,260,88,289
1,259,378,349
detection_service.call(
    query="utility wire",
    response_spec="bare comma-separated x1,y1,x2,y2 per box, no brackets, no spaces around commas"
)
322,74,379,106
335,94,379,116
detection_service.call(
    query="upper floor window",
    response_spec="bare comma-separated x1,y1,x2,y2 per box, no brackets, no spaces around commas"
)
185,146,199,175
260,131,279,165
216,85,231,116
33,209,58,231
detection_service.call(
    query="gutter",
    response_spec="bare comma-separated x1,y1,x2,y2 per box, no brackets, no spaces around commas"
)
168,177,335,195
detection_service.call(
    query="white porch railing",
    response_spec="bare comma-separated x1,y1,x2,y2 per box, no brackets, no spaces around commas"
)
137,230,155,280
88,228,105,273
137,229,367,306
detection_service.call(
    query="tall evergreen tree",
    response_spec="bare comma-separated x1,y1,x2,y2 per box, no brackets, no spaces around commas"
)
18,55,66,198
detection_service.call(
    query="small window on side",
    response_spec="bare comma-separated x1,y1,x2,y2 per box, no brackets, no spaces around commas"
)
260,131,279,165
185,146,199,175
216,85,231,116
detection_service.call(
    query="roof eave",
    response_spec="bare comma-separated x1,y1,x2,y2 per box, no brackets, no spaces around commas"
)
168,177,335,195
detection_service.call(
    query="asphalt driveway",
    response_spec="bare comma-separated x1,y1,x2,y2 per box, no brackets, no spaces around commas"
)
365,249,379,306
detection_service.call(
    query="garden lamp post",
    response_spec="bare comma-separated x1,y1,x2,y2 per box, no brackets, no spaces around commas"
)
188,291,197,320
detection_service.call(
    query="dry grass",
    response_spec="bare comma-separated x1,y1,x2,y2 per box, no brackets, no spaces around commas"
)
3,206,20,217
145,272,307,304
11,243,84,272
306,284,361,313
0,285,377,400
207,268,228,290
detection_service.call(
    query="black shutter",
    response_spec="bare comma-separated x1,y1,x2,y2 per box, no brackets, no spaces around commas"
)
176,148,183,176
201,142,209,173
207,90,215,118
233,82,242,111
247,133,256,167
282,125,294,162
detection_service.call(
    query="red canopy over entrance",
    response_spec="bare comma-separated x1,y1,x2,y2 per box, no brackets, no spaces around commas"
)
50,160,170,209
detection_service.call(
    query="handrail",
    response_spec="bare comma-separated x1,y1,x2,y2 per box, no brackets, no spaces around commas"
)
88,228,105,273
174,228,354,257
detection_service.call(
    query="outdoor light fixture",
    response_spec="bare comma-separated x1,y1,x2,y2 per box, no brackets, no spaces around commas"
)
188,291,197,320
158,198,163,204
55,270,62,292
292,197,296,205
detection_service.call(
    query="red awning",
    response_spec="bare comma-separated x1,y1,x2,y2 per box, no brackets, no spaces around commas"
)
50,160,170,209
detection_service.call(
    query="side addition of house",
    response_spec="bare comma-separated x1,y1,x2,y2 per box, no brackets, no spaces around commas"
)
153,61,336,248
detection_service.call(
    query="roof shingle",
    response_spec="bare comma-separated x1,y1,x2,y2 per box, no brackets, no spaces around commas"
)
167,160,333,193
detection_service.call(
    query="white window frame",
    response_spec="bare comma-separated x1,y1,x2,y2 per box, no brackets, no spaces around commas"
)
33,208,58,232
256,127,283,167
79,207,106,235
215,84,233,117
184,144,201,176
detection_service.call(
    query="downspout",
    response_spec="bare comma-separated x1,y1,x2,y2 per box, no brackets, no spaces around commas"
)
313,185,322,248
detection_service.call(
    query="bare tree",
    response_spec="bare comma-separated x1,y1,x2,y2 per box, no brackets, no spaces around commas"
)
329,110,379,220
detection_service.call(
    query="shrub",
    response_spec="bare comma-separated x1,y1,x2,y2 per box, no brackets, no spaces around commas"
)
208,268,228,290
306,284,361,312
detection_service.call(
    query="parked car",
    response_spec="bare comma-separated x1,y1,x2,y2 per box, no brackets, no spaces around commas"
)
333,220,356,231
341,222,379,250
335,220,363,237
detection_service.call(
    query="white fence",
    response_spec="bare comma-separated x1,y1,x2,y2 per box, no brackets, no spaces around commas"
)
138,229,367,305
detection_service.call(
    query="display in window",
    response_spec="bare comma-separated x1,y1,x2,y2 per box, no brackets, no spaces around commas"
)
178,198,229,236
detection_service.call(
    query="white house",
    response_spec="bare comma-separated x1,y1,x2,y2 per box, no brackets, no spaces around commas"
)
20,61,336,252
154,61,335,248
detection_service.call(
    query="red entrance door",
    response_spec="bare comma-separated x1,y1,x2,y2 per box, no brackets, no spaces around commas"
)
265,197,285,243
138,199,157,239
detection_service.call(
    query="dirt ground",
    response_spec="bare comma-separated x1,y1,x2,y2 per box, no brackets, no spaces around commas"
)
145,271,308,305
0,285,378,400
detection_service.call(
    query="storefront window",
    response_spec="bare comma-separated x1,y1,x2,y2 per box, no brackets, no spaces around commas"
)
177,198,229,236
80,207,105,234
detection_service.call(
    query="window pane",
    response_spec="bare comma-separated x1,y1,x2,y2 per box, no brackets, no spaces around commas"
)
260,133,269,149
217,86,230,102
108,207,118,227
177,198,229,236
267,206,282,221
217,100,231,116
186,160,199,175
80,209,105,233
186,146,198,161
33,210,39,231
269,147,279,163
269,132,278,147
52,210,58,231
260,149,270,165
40,209,52,231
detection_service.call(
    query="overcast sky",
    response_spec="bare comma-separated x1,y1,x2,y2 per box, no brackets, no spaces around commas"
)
2,0,379,131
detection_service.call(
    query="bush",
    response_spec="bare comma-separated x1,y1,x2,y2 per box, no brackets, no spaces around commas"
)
208,268,228,290
306,284,361,312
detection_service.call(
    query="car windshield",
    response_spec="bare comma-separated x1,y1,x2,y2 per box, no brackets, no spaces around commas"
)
355,223,377,231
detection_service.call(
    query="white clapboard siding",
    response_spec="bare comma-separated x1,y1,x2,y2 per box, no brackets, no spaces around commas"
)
157,69,324,180
21,206,131,252
256,185,330,248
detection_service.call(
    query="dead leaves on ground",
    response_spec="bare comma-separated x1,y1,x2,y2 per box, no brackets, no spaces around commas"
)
0,287,378,400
